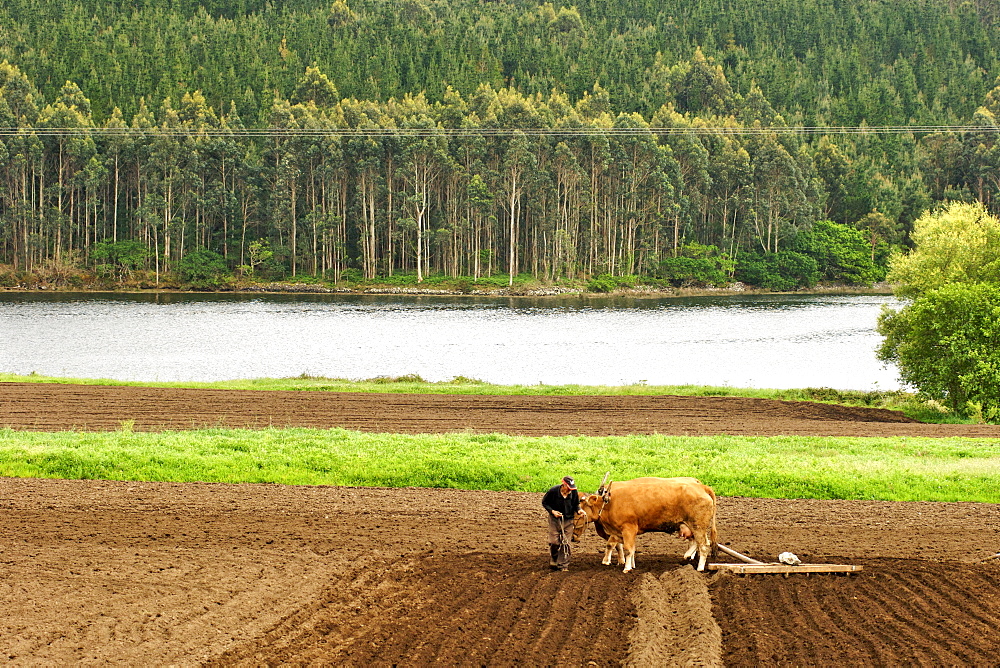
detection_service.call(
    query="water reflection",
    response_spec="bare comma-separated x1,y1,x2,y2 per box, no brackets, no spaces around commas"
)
0,292,902,390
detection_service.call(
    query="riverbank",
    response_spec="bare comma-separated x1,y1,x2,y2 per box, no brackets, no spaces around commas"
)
0,280,894,298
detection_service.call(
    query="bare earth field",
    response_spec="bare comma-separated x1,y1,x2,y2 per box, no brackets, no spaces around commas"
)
6,381,1000,438
2,383,1000,666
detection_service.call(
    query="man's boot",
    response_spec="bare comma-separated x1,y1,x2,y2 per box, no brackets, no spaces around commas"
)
556,541,570,571
549,545,559,569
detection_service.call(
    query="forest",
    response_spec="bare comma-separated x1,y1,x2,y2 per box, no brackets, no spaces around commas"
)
2,0,1000,290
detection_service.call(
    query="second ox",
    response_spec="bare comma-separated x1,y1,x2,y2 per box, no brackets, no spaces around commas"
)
572,476,702,565
575,476,718,573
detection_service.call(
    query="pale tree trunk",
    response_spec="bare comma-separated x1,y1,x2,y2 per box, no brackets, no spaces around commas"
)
508,168,519,287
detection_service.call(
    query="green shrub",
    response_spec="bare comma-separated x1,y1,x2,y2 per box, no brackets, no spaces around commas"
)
657,256,728,286
791,220,884,285
0,267,16,287
177,248,228,287
92,240,150,281
586,273,638,292
735,251,819,290
339,268,364,283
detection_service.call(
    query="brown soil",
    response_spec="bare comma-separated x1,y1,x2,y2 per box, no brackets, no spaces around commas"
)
2,383,1000,666
5,381,1000,437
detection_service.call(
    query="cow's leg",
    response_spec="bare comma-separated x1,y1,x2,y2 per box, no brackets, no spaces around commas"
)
602,539,616,566
602,537,625,565
679,523,697,561
621,527,638,573
691,525,710,571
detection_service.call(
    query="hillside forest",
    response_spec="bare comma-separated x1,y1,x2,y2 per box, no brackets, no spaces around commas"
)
3,0,1000,290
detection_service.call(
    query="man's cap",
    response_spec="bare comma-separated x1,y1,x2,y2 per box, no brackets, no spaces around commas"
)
562,476,577,489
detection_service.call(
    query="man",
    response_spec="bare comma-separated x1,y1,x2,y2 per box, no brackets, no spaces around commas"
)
541,475,579,571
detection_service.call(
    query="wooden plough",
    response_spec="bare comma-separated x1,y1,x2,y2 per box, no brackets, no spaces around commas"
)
708,544,863,574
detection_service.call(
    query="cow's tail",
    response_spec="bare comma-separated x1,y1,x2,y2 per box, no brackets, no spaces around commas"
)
703,483,719,559
710,510,719,559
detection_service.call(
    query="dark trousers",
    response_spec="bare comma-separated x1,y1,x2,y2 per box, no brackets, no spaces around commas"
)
546,514,574,568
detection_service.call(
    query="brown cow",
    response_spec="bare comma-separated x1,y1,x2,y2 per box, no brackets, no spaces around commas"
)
572,477,702,565
578,477,718,572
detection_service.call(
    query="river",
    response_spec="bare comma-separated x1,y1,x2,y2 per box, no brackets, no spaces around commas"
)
0,292,903,391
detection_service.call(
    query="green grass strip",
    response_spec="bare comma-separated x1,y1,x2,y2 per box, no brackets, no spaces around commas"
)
1,428,998,503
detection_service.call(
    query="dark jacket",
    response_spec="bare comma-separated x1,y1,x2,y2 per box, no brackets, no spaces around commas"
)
542,484,579,518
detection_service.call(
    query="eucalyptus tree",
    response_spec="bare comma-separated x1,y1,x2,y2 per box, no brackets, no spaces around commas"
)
608,112,669,275
176,90,222,255
445,115,492,279
498,130,536,286
960,107,1000,213
127,99,158,276
345,129,385,280
146,97,202,272
206,103,250,262
577,129,612,276
340,95,393,278
267,97,325,276
101,108,129,243
549,139,585,280
743,128,809,253
704,124,751,256
651,105,711,257
35,82,95,262
465,172,495,279
395,94,448,282
0,62,43,270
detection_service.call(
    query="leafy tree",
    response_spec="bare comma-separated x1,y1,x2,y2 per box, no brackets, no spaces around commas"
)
291,65,339,107
878,200,1000,419
791,220,884,285
177,247,227,286
886,201,1000,298
656,243,733,286
239,239,274,277
327,0,358,29
547,5,584,35
91,240,150,281
665,47,735,116
735,251,819,291
855,211,896,264
878,283,1000,417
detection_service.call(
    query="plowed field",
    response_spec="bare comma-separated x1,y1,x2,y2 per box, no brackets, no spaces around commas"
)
5,381,1000,437
2,383,1000,666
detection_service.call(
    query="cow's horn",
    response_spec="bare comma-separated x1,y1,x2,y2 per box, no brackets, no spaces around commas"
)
598,471,610,492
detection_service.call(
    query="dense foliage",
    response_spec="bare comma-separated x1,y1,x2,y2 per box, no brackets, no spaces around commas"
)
883,201,1000,297
879,282,1000,416
879,202,1000,420
3,0,997,127
1,0,1000,287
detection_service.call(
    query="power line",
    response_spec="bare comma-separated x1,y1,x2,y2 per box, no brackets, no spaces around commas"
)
0,125,995,138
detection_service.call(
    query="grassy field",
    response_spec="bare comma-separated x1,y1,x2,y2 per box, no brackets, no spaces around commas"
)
1,427,998,503
3,373,993,502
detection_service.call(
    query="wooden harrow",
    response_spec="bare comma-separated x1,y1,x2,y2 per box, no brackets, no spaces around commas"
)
708,544,863,574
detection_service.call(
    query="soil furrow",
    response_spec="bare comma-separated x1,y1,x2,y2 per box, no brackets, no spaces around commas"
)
4,386,1000,665
869,566,1000,665
6,381,1000,437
